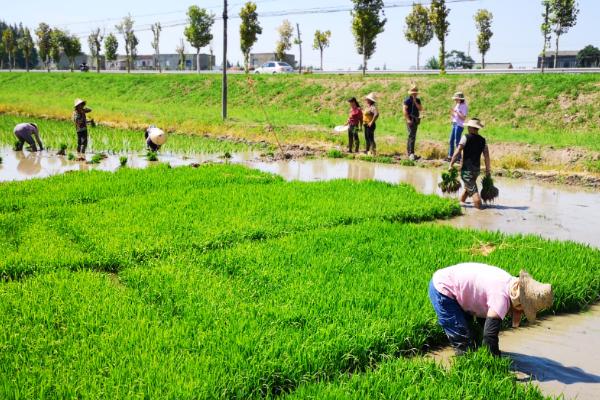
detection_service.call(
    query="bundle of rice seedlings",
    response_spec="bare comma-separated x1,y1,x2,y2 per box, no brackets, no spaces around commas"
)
439,167,461,193
480,174,499,204
89,154,102,164
119,156,128,167
67,152,76,161
57,143,68,156
147,151,159,162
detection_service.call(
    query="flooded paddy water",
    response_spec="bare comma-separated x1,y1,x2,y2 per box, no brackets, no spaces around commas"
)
2,148,599,399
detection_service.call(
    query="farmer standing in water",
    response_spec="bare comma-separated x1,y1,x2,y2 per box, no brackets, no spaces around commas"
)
13,122,44,152
144,126,168,152
72,98,93,157
403,85,423,161
429,263,553,356
449,118,491,210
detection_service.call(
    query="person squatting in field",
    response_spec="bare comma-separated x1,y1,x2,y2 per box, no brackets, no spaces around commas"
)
346,97,363,153
72,98,93,155
403,85,424,161
13,122,44,152
447,92,468,161
429,263,553,356
363,92,379,155
449,118,491,210
144,126,168,152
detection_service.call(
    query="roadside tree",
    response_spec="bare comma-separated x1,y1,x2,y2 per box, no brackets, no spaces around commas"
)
540,0,552,72
313,30,332,71
116,14,138,73
88,28,103,72
474,9,493,70
49,28,65,70
18,27,34,71
104,33,118,69
184,6,215,73
275,19,293,63
151,22,161,72
351,0,386,76
2,29,15,71
63,35,82,72
549,0,579,68
404,3,433,70
35,23,52,72
239,2,262,73
577,45,600,67
430,0,450,74
176,38,186,71
445,50,474,69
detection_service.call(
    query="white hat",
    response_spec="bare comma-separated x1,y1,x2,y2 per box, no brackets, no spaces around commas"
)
408,85,419,94
517,270,553,322
148,127,167,146
452,92,465,100
465,118,484,130
74,98,86,108
365,92,377,103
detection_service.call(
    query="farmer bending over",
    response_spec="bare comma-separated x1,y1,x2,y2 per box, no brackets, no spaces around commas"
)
449,118,490,209
13,122,44,152
144,126,167,152
73,98,93,155
429,263,552,356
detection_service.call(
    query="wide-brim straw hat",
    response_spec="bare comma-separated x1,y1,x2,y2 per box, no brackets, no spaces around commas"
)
148,127,167,146
365,92,377,103
408,86,419,94
465,118,484,130
74,98,86,108
452,92,465,100
518,270,553,322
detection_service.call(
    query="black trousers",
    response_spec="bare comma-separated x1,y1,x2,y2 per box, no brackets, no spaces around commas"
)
364,123,376,153
77,130,88,153
348,125,360,152
406,119,419,155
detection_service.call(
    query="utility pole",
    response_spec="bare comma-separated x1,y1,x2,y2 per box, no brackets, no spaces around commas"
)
222,0,228,120
296,23,302,74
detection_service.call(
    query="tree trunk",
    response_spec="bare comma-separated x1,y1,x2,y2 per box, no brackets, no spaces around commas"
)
553,35,560,69
222,0,228,120
8,54,11,72
244,52,249,74
320,48,323,71
482,53,485,70
97,55,101,73
417,46,421,70
197,49,200,73
25,55,30,72
439,40,446,74
296,23,302,75
362,53,367,77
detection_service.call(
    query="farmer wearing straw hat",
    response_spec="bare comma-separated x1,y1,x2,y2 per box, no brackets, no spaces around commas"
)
429,263,553,356
145,126,168,152
13,122,44,152
403,85,424,161
449,118,491,210
72,98,93,155
446,92,468,161
363,93,379,155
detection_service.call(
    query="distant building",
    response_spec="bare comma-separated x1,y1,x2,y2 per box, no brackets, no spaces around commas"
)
250,53,296,69
537,51,578,69
106,53,215,71
479,62,513,70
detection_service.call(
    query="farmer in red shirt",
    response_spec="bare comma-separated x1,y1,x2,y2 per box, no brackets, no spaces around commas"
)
347,97,363,153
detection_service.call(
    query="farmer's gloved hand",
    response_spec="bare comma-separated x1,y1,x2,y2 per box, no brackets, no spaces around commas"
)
482,317,502,357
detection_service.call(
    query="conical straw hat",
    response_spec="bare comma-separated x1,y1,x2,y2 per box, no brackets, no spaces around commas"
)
148,127,167,145
365,92,377,103
74,98,86,108
518,270,553,322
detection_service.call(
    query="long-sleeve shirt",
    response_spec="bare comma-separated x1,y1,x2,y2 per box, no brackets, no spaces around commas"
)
14,123,44,150
72,108,92,132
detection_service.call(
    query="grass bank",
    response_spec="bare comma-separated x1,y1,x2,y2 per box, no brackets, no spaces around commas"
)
1,164,599,398
0,72,599,154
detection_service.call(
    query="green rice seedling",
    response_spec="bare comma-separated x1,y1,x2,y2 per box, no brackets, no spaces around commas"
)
67,152,76,161
119,156,128,167
480,174,499,204
89,154,102,164
400,159,416,167
439,167,461,193
223,151,232,159
327,149,344,159
146,151,158,161
12,140,20,151
57,143,68,156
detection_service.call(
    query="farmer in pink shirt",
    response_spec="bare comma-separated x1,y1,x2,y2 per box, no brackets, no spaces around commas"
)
429,263,552,356
446,92,468,161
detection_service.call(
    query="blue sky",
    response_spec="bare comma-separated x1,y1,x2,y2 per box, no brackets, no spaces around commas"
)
5,0,598,69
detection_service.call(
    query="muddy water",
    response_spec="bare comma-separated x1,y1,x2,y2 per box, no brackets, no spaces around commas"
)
250,158,600,248
2,150,600,399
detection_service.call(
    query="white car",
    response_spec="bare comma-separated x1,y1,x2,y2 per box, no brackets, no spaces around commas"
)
254,61,294,74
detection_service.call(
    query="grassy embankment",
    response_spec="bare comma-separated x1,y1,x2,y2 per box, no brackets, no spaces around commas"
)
0,113,260,155
1,164,599,398
0,72,599,155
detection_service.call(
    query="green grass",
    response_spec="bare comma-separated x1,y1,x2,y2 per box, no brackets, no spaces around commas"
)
0,113,260,154
0,72,599,152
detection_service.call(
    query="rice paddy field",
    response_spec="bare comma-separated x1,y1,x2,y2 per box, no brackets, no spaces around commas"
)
2,163,600,399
